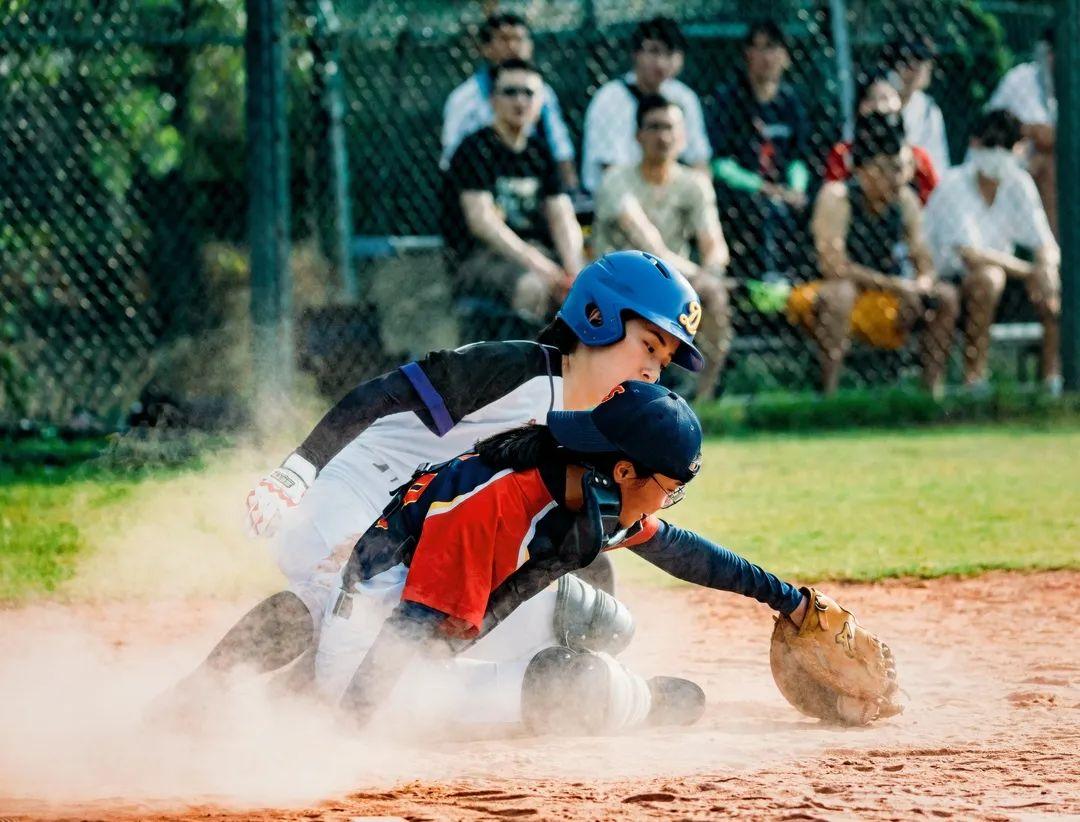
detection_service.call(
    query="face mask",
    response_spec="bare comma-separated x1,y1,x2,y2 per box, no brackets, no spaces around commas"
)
970,147,1015,181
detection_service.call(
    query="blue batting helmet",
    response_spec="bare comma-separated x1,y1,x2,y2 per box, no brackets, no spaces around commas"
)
558,251,704,372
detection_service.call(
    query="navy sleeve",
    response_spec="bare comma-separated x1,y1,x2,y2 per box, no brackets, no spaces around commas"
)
295,368,425,470
629,520,803,613
295,341,557,470
408,341,557,431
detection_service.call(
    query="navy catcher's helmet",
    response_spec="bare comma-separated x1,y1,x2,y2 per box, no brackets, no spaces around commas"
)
558,251,704,372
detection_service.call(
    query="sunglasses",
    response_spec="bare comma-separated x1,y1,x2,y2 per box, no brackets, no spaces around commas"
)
495,85,537,99
651,476,686,509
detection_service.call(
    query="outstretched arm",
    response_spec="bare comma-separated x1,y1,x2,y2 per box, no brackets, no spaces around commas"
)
627,519,805,616
340,601,459,727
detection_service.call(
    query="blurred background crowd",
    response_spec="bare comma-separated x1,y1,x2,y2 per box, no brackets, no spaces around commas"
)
0,0,1072,431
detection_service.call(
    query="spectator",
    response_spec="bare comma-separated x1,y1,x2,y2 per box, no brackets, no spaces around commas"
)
441,12,578,191
789,113,958,395
581,17,711,194
987,28,1057,236
886,36,951,174
593,94,732,399
924,109,1060,393
706,19,810,287
824,72,939,204
443,59,584,323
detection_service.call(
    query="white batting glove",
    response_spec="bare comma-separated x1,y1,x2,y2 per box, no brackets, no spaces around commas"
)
245,453,317,537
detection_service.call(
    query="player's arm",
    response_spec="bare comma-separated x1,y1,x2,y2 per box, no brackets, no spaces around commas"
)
245,368,428,536
898,186,936,286
246,341,553,536
693,173,730,272
339,600,460,727
611,192,701,277
967,174,1059,278
545,193,584,276
626,518,805,616
812,182,901,293
439,87,468,170
461,190,562,278
1023,122,1055,152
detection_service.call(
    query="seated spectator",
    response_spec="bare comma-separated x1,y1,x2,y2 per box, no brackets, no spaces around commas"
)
886,36,951,174
706,19,809,288
441,12,578,190
788,113,958,395
581,17,711,194
987,28,1057,236
593,94,732,399
824,72,939,204
924,109,1060,393
443,59,584,323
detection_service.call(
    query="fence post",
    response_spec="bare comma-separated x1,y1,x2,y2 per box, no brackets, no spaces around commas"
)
828,0,855,141
246,0,293,429
1060,0,1080,391
314,0,356,301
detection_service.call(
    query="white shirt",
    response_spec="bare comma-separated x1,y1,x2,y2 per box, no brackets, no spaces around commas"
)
987,62,1056,126
924,161,1058,276
440,69,575,170
581,72,712,193
902,89,951,174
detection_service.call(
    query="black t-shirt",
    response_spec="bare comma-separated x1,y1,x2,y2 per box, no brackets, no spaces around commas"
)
707,72,809,185
443,126,563,259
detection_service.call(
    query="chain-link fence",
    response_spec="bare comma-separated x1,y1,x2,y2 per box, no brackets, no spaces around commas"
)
0,0,1072,430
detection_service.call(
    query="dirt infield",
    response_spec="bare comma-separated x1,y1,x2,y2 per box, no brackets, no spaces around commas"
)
2,570,1078,821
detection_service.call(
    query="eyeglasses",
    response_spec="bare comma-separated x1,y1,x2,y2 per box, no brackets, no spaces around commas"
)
495,85,537,99
651,476,686,509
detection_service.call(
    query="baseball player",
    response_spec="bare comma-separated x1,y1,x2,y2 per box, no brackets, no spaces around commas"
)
314,381,782,732
184,251,708,689
313,381,902,733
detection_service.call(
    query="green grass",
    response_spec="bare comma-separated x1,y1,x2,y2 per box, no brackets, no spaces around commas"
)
0,463,132,600
626,423,1080,584
1,424,1078,602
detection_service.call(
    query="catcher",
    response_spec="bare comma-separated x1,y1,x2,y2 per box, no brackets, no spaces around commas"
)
309,381,903,731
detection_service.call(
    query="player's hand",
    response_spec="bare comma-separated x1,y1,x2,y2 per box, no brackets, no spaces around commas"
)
958,245,987,268
531,256,567,288
245,453,317,537
760,182,783,201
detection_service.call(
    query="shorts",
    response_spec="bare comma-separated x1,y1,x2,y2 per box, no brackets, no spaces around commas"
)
456,244,556,303
787,281,907,350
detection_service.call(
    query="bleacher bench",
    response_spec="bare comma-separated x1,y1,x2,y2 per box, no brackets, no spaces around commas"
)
297,234,1046,395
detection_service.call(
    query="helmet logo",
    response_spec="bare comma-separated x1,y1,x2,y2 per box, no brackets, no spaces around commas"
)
599,384,626,404
679,301,702,336
688,454,702,476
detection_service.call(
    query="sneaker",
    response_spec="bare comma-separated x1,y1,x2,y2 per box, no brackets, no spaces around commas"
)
646,676,706,726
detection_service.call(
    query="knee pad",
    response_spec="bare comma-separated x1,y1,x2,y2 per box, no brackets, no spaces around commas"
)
553,573,634,655
520,647,651,735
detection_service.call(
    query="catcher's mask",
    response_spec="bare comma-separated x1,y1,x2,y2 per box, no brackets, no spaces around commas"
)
581,466,633,549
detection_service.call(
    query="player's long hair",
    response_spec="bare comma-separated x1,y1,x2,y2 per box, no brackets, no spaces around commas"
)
475,423,648,476
536,318,579,355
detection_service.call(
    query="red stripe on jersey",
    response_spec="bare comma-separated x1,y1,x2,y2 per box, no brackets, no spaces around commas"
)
401,467,553,631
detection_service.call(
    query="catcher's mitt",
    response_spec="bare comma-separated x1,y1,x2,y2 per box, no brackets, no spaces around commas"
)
770,587,902,725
